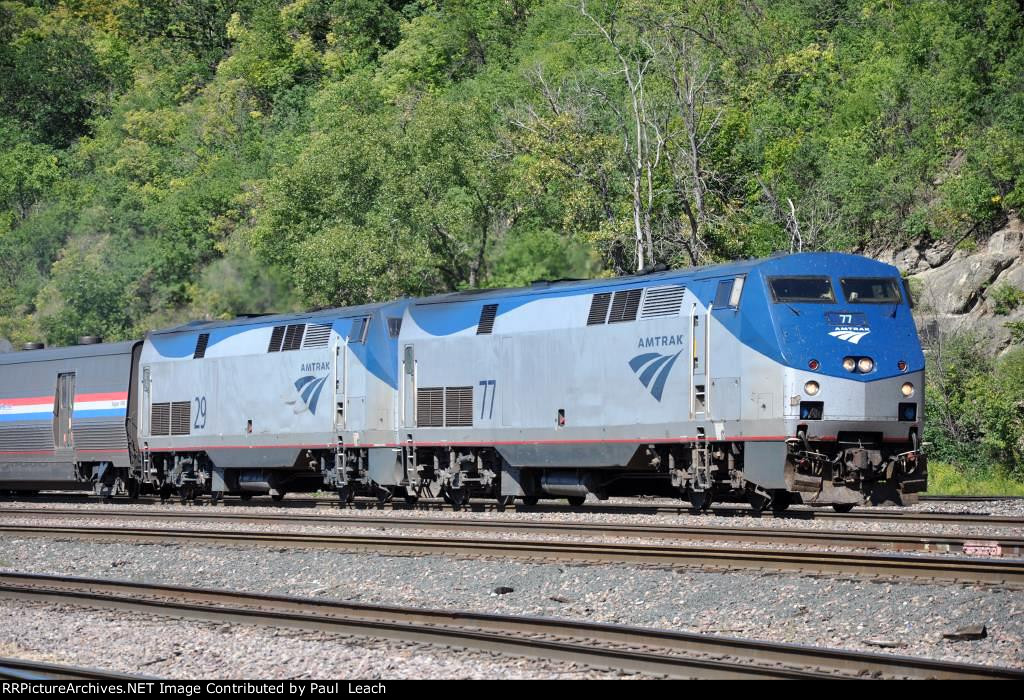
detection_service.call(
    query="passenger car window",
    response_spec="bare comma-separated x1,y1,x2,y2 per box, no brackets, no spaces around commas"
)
840,278,902,304
768,277,835,303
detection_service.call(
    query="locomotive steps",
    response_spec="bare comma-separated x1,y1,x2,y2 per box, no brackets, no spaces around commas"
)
0,571,1019,680
1,522,1021,587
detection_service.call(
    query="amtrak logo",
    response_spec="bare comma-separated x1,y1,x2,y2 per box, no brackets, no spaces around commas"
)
293,375,329,415
829,327,871,344
629,351,682,401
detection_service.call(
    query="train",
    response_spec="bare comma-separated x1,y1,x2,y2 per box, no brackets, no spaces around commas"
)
0,252,928,512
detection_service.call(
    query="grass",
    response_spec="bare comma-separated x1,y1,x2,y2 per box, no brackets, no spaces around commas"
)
926,460,1024,496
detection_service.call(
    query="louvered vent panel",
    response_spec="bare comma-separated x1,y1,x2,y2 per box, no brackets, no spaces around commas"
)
193,333,210,359
282,324,305,351
170,401,191,436
587,293,612,325
0,425,53,452
476,304,498,335
150,403,170,436
640,285,686,319
444,386,474,427
608,289,643,323
416,388,444,427
302,323,332,348
267,326,286,352
72,422,128,450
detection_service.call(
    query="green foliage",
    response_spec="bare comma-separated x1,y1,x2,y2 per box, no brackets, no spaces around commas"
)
926,460,1024,497
990,283,1024,315
926,338,1024,478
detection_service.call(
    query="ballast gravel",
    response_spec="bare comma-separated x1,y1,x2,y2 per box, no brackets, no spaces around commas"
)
0,599,650,679
1,536,1021,670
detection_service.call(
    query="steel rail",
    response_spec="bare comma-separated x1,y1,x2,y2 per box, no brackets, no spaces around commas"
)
2,507,1021,557
0,572,1019,680
4,493,1023,528
2,523,1021,586
0,656,143,680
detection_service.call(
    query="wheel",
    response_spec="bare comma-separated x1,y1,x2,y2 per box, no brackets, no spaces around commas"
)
126,478,140,500
239,493,253,501
832,503,855,513
271,492,285,502
746,491,771,514
520,495,539,506
566,495,586,507
443,486,468,508
179,487,190,505
210,491,223,505
771,490,791,513
403,492,419,505
496,495,516,511
376,486,393,504
337,484,354,504
689,489,713,512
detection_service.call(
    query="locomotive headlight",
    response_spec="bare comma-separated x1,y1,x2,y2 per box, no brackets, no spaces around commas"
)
804,381,820,396
857,357,874,373
901,382,914,397
842,357,857,372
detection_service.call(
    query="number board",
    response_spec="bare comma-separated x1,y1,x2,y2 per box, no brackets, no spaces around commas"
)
825,312,868,329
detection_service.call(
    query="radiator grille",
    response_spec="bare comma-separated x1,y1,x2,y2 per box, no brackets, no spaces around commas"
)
0,424,54,452
193,333,210,358
608,289,643,323
587,293,612,325
640,285,685,319
416,388,444,427
302,323,332,348
282,324,305,351
170,401,191,435
476,304,498,335
150,402,170,436
73,421,128,450
444,386,474,427
267,326,286,352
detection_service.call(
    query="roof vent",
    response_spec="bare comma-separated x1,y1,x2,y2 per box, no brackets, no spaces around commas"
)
78,335,102,345
22,342,45,351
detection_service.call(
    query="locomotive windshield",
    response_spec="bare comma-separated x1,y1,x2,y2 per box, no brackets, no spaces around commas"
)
840,278,902,303
768,277,835,303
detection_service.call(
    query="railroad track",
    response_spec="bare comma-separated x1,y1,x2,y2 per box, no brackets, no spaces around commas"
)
2,507,1021,557
3,493,1022,528
2,522,1021,586
0,656,140,680
0,572,1019,679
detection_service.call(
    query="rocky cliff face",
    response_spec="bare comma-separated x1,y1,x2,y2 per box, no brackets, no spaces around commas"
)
881,214,1024,355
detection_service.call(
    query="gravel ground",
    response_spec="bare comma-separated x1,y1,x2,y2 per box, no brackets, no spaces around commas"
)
1,538,1021,670
0,513,1020,560
0,599,649,679
1,496,1022,541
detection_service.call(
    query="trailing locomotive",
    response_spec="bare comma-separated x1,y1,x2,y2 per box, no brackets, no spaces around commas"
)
0,252,927,511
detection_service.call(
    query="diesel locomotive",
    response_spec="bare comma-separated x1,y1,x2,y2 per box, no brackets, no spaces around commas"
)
0,252,927,511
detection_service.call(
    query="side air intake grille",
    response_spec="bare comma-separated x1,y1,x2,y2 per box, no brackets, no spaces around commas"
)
640,285,685,319
267,326,286,352
150,403,170,436
302,323,332,348
444,386,474,426
170,401,191,436
608,289,643,323
416,388,444,427
587,293,612,325
0,424,53,451
476,304,498,335
193,333,210,359
72,422,128,450
282,324,305,351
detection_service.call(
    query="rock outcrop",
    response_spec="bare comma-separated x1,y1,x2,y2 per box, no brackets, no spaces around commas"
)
879,214,1024,355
